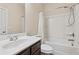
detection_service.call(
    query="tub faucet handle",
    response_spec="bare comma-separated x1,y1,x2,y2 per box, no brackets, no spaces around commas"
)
71,33,74,37
68,39,74,41
68,33,75,37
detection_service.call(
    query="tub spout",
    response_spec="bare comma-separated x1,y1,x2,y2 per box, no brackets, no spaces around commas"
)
71,43,74,46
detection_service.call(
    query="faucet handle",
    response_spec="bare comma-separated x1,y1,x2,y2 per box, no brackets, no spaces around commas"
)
67,33,75,37
68,39,74,41
8,36,14,41
72,33,74,37
13,35,18,40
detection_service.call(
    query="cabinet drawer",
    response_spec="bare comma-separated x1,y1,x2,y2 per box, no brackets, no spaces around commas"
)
31,41,41,54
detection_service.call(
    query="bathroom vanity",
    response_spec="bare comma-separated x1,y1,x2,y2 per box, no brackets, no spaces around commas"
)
17,40,41,55
0,36,41,55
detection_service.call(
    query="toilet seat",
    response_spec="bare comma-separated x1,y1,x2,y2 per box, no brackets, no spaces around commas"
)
41,44,53,54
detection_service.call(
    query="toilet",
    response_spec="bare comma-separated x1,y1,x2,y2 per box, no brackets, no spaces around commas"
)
33,35,53,55
41,42,53,55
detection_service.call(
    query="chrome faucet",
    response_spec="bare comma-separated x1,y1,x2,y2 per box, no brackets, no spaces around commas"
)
68,39,74,46
9,36,14,41
71,43,74,46
9,35,18,41
13,36,18,41
67,33,75,46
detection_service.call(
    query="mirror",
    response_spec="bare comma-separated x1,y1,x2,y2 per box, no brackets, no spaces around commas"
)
0,8,8,34
0,3,25,35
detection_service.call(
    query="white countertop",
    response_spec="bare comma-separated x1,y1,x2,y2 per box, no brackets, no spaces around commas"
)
0,36,41,55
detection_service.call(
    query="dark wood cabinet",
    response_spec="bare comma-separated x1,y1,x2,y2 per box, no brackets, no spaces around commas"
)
31,41,41,54
16,40,41,55
31,49,41,55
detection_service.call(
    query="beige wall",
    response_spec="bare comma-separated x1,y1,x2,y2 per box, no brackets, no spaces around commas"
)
25,3,44,35
0,3,25,33
25,3,75,36
3,3,74,35
43,3,74,16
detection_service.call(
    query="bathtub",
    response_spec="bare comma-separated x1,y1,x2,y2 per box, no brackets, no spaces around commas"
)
45,40,79,55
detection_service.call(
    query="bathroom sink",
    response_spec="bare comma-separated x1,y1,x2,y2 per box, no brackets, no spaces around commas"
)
2,38,28,49
2,36,40,51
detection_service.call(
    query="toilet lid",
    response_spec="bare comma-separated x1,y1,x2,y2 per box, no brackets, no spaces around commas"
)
41,44,53,51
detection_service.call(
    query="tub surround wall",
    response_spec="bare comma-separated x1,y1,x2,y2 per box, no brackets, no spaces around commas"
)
74,5,79,46
48,14,67,44
45,4,79,53
43,3,71,41
43,4,79,42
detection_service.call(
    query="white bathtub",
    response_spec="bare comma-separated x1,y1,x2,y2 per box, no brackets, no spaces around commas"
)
46,41,79,55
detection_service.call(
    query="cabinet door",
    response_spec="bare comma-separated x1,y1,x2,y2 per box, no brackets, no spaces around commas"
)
17,48,30,55
32,49,41,55
31,41,41,54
